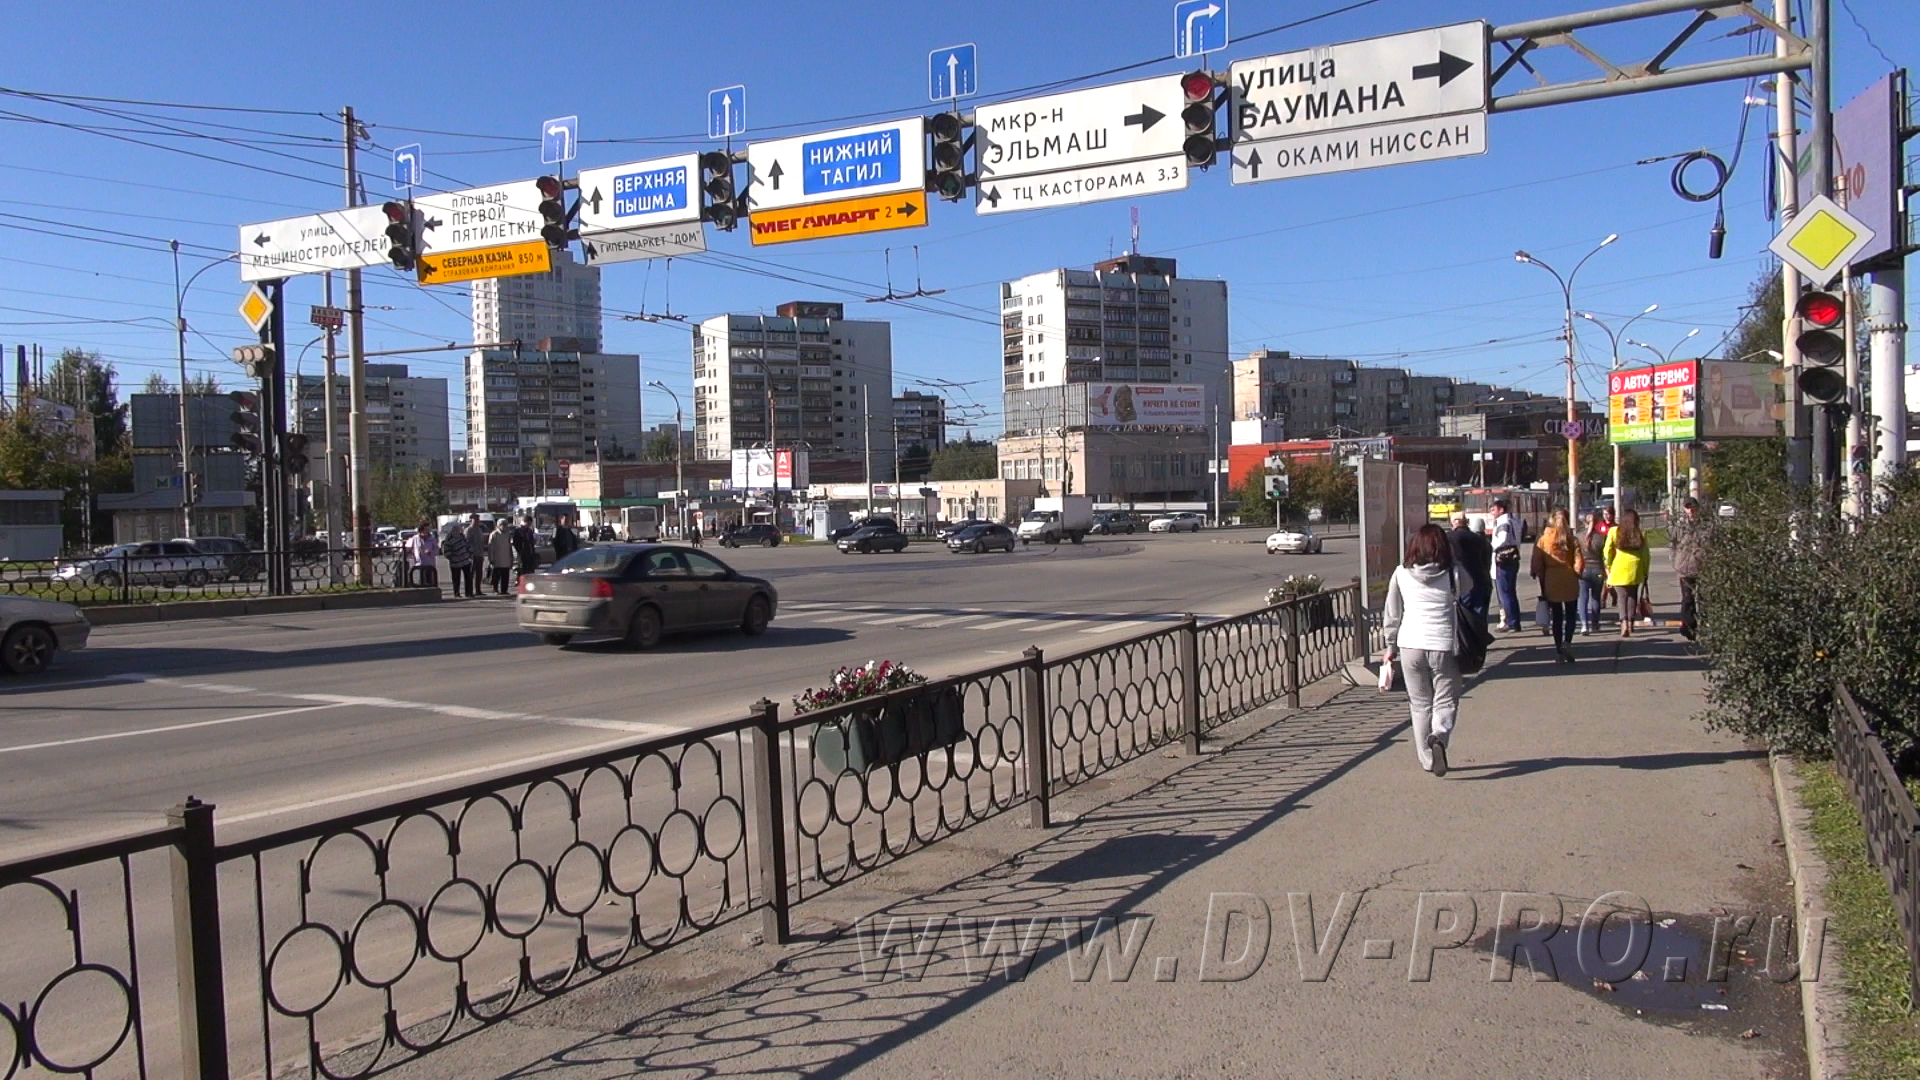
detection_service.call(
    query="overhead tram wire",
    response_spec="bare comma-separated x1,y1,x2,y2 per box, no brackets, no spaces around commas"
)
0,91,350,177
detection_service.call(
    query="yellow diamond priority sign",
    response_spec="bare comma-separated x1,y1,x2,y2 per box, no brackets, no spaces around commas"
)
238,285,273,334
1768,194,1875,287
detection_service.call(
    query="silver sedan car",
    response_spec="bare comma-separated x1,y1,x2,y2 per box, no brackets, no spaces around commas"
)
0,596,90,675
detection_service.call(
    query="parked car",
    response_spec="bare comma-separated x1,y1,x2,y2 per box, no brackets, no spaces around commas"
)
0,596,89,675
946,523,1017,554
1147,512,1206,533
827,516,898,542
1265,528,1324,554
837,523,910,554
719,524,782,548
1090,511,1137,535
52,542,226,589
516,544,777,649
176,536,263,581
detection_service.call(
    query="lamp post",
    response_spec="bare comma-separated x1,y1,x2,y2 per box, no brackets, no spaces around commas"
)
1516,234,1617,517
646,380,685,537
170,244,238,540
1576,303,1659,516
1627,329,1702,510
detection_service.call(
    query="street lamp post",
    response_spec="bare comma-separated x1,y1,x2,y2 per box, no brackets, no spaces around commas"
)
1577,303,1659,516
1517,234,1617,517
647,381,686,537
170,245,238,540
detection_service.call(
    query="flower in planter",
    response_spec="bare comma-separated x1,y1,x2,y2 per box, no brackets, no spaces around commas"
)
794,659,928,715
1265,573,1324,606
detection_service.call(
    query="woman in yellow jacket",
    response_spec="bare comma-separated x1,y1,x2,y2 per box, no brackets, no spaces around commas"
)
1530,509,1584,663
1603,509,1651,639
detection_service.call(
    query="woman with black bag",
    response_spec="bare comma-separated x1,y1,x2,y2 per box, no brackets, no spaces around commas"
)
1382,524,1474,777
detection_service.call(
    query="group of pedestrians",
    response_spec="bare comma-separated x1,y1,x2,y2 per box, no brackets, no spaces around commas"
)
402,515,547,597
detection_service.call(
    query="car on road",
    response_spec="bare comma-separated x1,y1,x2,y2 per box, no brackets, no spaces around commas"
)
1147,512,1206,534
52,542,227,589
177,536,263,581
937,519,987,540
827,516,897,542
516,544,777,649
0,595,89,675
1265,528,1324,554
837,523,910,554
946,523,1017,554
1090,511,1137,535
718,524,782,548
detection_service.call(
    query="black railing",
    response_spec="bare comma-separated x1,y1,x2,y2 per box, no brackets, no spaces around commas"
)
1,549,415,607
1828,682,1920,1005
0,583,1372,1080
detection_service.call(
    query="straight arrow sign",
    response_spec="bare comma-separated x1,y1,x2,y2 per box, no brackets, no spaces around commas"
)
1411,50,1474,87
1124,105,1165,131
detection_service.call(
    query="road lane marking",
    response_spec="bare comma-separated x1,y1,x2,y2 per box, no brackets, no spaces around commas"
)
802,611,880,624
860,613,929,625
0,704,347,755
913,614,992,628
1079,620,1151,634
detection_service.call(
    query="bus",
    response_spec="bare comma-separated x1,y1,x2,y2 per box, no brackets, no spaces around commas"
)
1427,485,1462,523
1460,487,1550,541
619,506,661,541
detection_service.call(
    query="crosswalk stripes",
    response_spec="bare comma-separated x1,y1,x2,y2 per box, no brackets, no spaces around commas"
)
771,605,1235,636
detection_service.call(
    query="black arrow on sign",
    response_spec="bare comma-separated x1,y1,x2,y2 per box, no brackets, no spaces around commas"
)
1236,148,1263,179
582,241,598,259
898,201,919,217
587,188,603,214
423,216,442,231
1123,104,1165,132
982,186,1001,207
767,161,784,190
252,233,270,247
1411,50,1474,88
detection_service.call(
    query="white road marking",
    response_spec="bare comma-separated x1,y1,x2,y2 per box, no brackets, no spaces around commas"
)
0,704,346,755
1080,619,1150,634
803,611,881,624
914,613,991,628
860,613,929,625
971,617,1049,631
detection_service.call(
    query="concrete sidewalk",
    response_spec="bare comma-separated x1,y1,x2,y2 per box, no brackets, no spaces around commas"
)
390,559,1805,1080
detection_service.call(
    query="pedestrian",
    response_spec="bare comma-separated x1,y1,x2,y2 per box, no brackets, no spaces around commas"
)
1603,508,1651,638
1489,498,1523,632
1383,523,1472,777
1670,496,1710,640
1446,512,1492,623
442,519,474,598
462,514,489,588
1578,510,1608,634
486,518,514,595
511,516,540,584
1530,508,1584,664
552,518,580,560
404,517,440,589
687,521,702,547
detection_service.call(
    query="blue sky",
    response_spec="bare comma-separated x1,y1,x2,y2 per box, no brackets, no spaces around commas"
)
1,0,1911,440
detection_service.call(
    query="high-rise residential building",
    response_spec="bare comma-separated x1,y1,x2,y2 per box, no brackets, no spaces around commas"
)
692,301,893,476
296,363,451,473
892,390,947,452
470,248,602,352
1233,349,1560,441
465,341,641,475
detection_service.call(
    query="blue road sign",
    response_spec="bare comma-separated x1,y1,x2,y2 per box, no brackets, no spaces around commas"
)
1173,0,1228,59
541,115,578,165
708,86,746,139
928,43,978,102
392,144,422,190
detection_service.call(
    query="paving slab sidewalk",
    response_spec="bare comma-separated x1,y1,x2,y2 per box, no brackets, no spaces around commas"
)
388,558,1805,1080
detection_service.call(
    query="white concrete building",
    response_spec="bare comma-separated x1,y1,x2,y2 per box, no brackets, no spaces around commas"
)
470,248,602,352
295,363,450,472
465,343,641,474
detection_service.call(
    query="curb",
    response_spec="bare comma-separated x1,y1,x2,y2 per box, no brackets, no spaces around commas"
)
83,588,442,626
1769,752,1849,1080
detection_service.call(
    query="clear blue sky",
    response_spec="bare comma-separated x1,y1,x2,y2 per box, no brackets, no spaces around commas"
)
1,0,1911,440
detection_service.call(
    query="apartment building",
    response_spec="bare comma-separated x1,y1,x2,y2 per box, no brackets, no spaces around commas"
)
892,390,947,452
470,248,602,352
465,341,641,474
295,363,451,473
1233,351,1526,440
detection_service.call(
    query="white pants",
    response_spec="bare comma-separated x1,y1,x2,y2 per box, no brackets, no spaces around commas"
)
1400,648,1463,770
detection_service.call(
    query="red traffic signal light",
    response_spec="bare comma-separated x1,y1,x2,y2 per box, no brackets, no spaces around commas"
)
536,176,570,247
381,200,418,271
535,175,563,200
1796,290,1843,328
228,390,263,456
1181,70,1216,102
1180,71,1223,167
1795,289,1845,365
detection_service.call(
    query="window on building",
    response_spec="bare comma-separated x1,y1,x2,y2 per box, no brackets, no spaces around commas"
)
1110,457,1126,482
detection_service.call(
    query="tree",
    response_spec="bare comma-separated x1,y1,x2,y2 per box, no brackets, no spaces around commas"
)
186,372,222,395
38,349,127,458
928,439,997,481
1233,471,1277,526
643,430,679,462
898,442,933,482
144,372,174,395
1289,459,1357,521
371,463,447,528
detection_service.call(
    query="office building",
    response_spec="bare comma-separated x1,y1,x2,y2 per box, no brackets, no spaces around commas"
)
98,393,253,540
1233,350,1525,440
470,249,602,352
692,301,893,476
465,341,641,474
892,390,947,452
296,363,451,473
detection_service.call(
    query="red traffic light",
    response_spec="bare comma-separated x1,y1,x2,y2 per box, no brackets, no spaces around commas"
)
536,175,563,200
1181,71,1216,103
1796,291,1843,329
381,200,409,224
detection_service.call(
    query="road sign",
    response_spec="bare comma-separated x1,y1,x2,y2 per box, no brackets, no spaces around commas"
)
1173,0,1228,59
1230,21,1488,184
929,43,978,101
580,221,709,266
1230,111,1486,184
576,153,702,234
412,180,547,256
238,285,273,334
415,239,552,286
540,116,578,165
393,144,422,190
747,189,927,246
745,119,926,212
974,74,1189,183
976,156,1188,215
709,85,746,139
1767,194,1875,287
238,207,391,281
309,305,344,330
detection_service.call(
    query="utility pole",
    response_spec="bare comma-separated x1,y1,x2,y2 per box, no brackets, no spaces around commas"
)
1211,402,1222,527
1807,0,1837,493
343,106,373,583
1563,301,1579,515
321,272,344,580
862,384,873,518
170,241,195,540
1869,259,1908,491
1776,0,1811,491
1842,260,1864,516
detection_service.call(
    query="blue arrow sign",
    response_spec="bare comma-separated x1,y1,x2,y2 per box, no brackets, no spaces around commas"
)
928,43,978,102
392,144,422,191
1173,0,1228,59
708,86,746,139
540,116,578,165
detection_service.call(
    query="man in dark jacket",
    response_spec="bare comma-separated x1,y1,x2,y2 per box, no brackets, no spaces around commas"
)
1448,512,1493,621
552,520,580,560
511,517,540,578
1670,497,1710,639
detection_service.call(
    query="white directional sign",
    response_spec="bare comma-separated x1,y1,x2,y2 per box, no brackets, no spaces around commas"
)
576,153,701,234
977,156,1188,215
412,180,547,256
580,221,708,266
1230,111,1486,184
238,207,390,282
1230,21,1487,184
745,119,926,213
974,75,1189,183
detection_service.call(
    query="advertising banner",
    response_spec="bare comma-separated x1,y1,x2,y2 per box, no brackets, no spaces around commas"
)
1697,360,1781,439
1795,73,1902,269
1085,383,1206,429
730,448,810,491
1608,361,1696,444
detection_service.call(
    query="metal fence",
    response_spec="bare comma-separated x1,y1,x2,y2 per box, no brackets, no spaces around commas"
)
1828,682,1920,1005
0,549,413,606
0,582,1367,1080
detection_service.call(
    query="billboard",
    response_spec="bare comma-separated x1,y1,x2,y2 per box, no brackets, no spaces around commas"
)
1608,361,1696,444
1795,72,1903,269
729,448,810,490
1697,360,1781,439
1085,383,1205,429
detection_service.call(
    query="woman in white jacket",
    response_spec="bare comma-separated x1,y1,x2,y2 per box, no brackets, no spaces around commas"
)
1383,523,1472,776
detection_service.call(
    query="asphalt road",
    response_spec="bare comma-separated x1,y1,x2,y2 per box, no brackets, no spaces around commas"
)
0,529,1351,856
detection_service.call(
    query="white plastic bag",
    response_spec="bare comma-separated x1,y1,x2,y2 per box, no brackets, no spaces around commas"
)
1378,655,1396,692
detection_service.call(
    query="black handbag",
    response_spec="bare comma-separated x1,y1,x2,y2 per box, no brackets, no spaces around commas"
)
1452,567,1493,674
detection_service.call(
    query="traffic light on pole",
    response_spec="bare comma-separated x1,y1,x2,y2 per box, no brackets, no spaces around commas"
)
281,432,310,475
381,200,419,271
536,175,573,248
700,151,741,231
1265,472,1289,499
229,390,263,456
927,112,968,201
1181,70,1226,168
1794,289,1847,406
187,473,202,505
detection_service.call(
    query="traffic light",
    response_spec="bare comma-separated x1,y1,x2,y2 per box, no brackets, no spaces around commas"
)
1264,472,1290,499
1794,289,1846,406
230,344,273,378
536,175,573,248
229,390,263,456
281,432,310,475
927,112,968,201
381,200,419,271
1181,70,1226,168
186,473,202,505
700,151,742,231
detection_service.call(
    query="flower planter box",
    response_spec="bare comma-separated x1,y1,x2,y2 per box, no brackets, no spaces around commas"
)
1299,592,1336,634
810,685,966,774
